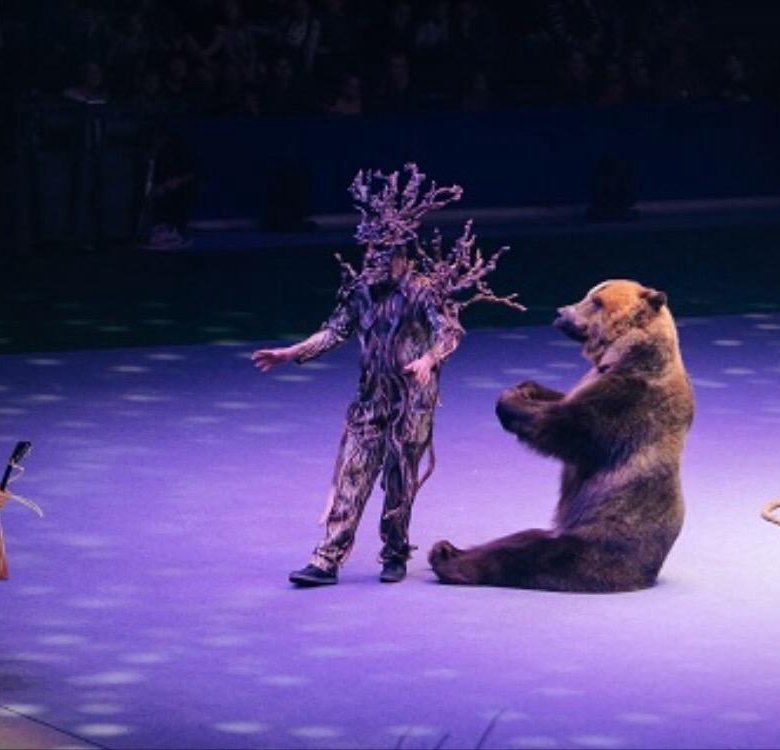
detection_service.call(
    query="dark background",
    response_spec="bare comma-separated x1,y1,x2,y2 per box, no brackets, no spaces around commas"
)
2,0,780,353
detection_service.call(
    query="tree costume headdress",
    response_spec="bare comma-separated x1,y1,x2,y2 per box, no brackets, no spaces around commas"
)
337,162,525,318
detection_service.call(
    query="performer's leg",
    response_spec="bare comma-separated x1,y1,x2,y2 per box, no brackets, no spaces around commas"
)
310,426,385,571
379,409,433,566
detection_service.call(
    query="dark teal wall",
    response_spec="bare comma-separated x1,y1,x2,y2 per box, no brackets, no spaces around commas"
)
179,102,780,220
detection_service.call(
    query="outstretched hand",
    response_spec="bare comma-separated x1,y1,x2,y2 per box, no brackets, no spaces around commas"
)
403,354,435,386
251,347,295,371
0,490,9,509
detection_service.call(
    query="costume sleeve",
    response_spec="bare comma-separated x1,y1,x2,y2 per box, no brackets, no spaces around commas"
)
293,293,357,364
422,292,464,365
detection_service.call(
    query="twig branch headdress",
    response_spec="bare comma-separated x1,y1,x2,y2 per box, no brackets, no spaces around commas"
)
336,163,524,315
350,162,462,248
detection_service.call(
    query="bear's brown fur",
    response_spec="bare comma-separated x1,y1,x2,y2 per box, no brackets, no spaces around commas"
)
429,279,694,592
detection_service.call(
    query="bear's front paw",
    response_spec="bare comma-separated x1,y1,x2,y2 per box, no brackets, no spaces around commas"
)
515,380,563,401
428,539,461,567
515,380,541,398
496,395,534,433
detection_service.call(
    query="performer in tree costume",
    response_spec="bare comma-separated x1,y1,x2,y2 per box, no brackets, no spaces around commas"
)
252,164,523,586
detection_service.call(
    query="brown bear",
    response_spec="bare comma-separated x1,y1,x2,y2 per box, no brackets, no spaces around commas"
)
429,279,694,592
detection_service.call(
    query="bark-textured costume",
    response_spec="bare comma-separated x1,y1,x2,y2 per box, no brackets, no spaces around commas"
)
292,165,524,571
300,267,462,568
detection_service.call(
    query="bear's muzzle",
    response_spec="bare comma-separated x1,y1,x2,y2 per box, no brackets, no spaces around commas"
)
554,308,588,342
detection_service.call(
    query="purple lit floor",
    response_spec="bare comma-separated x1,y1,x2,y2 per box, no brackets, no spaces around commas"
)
1,314,779,750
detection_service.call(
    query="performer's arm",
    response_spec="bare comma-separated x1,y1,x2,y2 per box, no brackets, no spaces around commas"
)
252,296,356,371
404,296,464,385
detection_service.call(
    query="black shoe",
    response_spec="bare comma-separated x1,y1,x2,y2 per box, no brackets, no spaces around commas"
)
379,560,407,583
289,563,338,587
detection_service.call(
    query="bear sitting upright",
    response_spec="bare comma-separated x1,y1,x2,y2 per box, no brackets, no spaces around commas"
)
429,279,694,592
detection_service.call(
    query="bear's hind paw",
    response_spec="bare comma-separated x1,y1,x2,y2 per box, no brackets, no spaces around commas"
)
428,539,462,566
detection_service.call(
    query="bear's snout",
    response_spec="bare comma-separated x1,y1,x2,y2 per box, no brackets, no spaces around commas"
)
554,307,588,343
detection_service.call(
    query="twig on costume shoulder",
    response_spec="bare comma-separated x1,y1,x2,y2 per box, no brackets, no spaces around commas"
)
415,221,525,316
334,252,358,281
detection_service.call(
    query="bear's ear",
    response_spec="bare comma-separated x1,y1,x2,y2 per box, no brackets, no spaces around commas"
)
642,288,667,312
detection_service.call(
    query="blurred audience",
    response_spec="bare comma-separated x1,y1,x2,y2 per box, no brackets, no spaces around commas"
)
373,51,416,113
717,52,753,103
140,126,198,249
3,0,777,118
62,61,108,104
327,71,362,115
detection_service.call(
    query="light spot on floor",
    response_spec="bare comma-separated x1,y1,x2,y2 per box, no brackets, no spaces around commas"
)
261,675,311,687
214,721,269,734
507,737,558,749
74,723,133,737
69,671,144,686
290,726,342,739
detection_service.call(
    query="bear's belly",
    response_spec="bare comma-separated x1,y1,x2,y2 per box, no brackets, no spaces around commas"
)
557,455,684,535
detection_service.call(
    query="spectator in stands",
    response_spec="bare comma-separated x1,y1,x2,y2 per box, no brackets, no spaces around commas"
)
625,48,655,103
717,52,753,103
414,1,451,54
327,72,362,115
451,0,498,71
135,0,178,51
141,126,198,250
655,42,704,100
502,14,558,106
183,0,223,67
263,55,308,115
276,0,320,75
63,61,108,104
640,0,700,50
68,4,111,67
107,12,151,99
162,55,192,113
373,1,414,58
557,48,595,104
134,70,165,116
246,57,270,110
10,0,780,119
317,0,357,79
153,19,191,64
596,58,626,105
459,68,493,111
209,0,258,84
546,0,606,58
243,0,287,48
242,88,262,116
372,51,416,113
216,61,247,114
413,0,454,109
191,64,220,114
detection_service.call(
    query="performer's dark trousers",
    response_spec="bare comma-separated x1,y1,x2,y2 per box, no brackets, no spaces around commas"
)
311,398,434,570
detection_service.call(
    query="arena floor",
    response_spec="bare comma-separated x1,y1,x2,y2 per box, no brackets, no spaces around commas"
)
0,311,779,750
